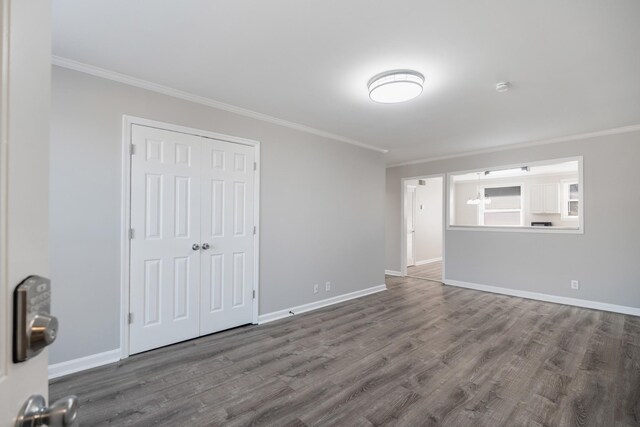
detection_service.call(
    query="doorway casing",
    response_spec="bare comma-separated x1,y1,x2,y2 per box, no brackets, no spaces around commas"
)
119,115,261,359
400,174,446,278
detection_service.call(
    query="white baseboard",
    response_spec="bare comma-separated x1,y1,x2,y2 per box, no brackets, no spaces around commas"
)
444,279,640,317
415,257,442,266
258,284,387,324
49,349,120,380
385,270,403,277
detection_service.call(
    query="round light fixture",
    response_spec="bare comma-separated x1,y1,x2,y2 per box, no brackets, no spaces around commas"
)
368,70,424,103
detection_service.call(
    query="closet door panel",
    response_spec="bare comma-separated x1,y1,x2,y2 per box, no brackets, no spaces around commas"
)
200,139,255,334
129,125,201,354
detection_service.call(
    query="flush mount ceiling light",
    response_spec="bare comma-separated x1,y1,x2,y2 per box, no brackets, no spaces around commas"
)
368,70,424,103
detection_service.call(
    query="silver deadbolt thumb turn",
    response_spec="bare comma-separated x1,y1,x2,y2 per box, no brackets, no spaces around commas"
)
192,243,200,251
202,243,210,250
15,394,79,427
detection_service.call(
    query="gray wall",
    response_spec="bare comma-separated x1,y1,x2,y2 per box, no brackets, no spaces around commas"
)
50,66,385,364
386,131,640,308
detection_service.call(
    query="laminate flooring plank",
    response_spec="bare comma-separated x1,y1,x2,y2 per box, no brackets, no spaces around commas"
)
614,317,640,426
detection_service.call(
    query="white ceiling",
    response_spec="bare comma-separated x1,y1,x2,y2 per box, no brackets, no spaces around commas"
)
52,0,640,165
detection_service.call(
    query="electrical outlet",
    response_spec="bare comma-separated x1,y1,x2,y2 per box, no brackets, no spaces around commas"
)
313,284,319,294
325,281,331,292
571,280,579,290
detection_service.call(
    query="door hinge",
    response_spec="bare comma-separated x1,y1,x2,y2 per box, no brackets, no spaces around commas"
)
130,144,136,155
128,313,134,324
252,290,256,299
253,226,256,235
129,228,135,239
253,162,257,171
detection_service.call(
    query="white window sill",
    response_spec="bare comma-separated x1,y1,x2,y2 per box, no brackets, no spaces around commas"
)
447,225,583,234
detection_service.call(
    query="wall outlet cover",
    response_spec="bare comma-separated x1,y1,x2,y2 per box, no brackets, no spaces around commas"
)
325,281,331,291
571,280,579,290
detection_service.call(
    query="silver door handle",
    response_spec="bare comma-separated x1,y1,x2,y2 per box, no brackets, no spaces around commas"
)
192,244,200,251
16,394,79,427
202,243,210,250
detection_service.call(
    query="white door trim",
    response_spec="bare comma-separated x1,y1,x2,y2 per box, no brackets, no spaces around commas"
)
405,185,416,267
400,174,446,278
120,115,261,359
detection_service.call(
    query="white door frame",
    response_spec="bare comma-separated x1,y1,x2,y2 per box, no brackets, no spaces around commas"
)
400,174,446,278
405,185,416,267
119,115,261,359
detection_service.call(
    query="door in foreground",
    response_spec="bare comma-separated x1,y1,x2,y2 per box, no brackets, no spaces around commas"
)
1,1,77,425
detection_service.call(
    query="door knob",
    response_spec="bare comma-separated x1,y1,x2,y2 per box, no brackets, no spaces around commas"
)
192,244,200,251
16,394,79,427
202,243,210,250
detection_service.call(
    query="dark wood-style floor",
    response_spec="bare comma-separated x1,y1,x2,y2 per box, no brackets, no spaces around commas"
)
50,275,640,426
407,261,442,282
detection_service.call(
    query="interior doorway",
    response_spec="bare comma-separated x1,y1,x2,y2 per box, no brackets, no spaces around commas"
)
402,175,444,282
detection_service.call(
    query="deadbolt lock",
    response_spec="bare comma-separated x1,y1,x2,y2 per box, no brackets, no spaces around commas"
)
13,276,59,363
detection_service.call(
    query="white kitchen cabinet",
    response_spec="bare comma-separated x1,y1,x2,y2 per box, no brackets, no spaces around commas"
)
530,183,560,214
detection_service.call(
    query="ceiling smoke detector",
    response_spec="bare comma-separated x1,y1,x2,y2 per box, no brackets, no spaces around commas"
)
495,82,511,93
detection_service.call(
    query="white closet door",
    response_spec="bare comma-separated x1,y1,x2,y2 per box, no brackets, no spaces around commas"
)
129,125,202,354
200,138,255,335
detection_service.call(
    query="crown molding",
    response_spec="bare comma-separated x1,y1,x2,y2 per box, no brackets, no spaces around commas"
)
387,124,640,168
52,56,389,154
